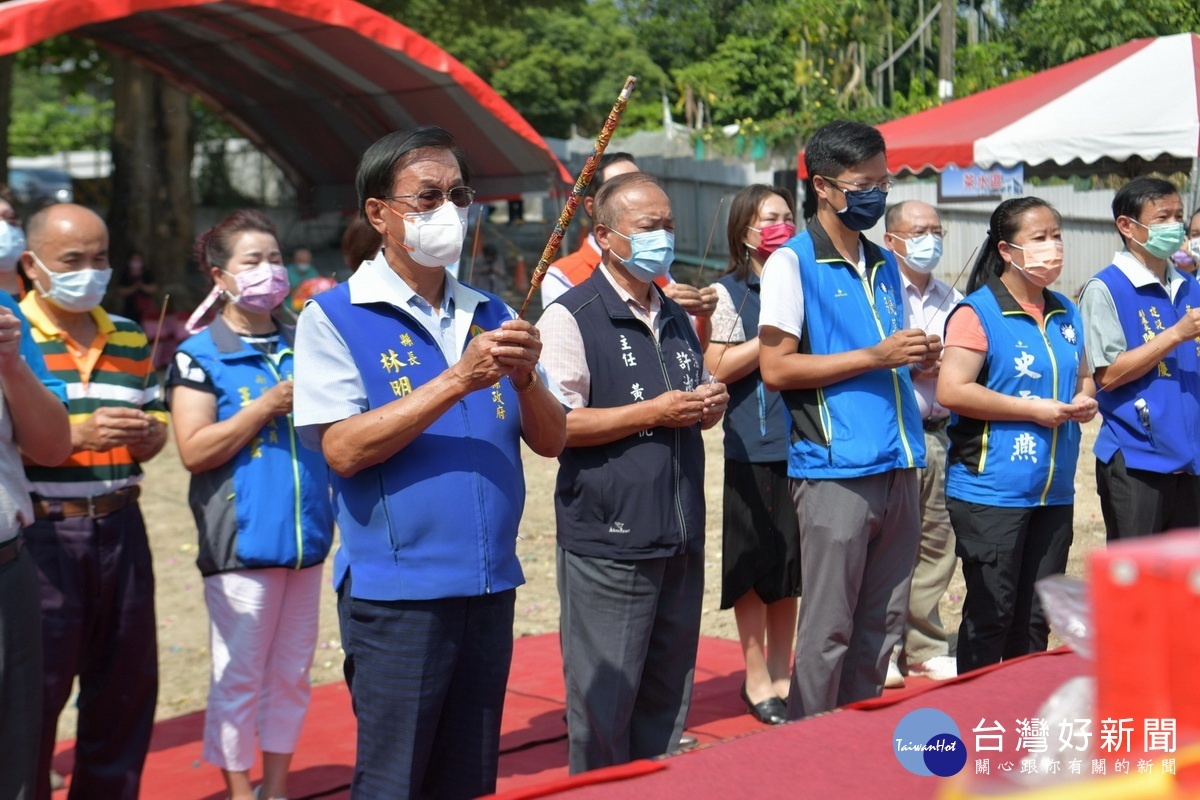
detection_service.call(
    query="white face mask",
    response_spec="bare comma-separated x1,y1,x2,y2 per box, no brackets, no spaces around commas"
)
386,200,468,269
1188,237,1200,262
31,252,112,312
0,222,25,272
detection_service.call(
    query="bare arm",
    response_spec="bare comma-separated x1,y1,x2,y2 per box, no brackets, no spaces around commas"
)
703,338,761,385
937,346,1077,428
0,307,71,465
171,383,292,473
1095,308,1200,391
758,325,936,392
565,382,727,447
320,321,557,476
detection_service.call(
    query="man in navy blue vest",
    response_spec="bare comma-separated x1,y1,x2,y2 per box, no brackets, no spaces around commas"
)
759,121,941,719
1079,176,1200,540
293,126,566,799
539,172,729,773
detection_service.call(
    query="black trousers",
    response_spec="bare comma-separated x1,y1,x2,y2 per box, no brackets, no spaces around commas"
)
947,499,1073,674
24,503,158,800
1096,451,1200,541
337,575,515,800
0,540,43,800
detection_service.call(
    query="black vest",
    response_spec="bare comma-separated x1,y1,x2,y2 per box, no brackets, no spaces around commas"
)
553,271,706,559
715,273,788,463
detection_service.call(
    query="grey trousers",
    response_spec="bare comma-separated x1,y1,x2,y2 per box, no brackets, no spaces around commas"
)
788,469,921,719
902,428,957,666
557,547,703,774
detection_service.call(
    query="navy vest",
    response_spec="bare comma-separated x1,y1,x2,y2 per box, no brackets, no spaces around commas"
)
715,273,787,463
1093,264,1200,474
553,271,706,559
945,277,1084,507
312,282,526,601
778,226,925,479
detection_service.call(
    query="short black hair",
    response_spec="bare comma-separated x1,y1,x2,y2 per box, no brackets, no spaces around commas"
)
1112,176,1180,246
355,126,470,217
802,121,886,218
1112,176,1179,223
587,152,637,201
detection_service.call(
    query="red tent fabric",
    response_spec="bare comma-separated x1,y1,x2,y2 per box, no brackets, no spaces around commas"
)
0,0,571,211
798,32,1200,178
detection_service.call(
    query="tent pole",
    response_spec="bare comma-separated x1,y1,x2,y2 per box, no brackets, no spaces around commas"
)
1189,157,1200,214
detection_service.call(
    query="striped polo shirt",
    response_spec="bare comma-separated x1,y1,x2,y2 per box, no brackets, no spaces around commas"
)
19,294,168,498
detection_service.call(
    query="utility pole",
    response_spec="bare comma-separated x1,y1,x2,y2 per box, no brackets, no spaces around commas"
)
938,0,955,101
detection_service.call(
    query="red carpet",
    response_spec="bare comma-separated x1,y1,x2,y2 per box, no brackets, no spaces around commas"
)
51,634,783,799
485,649,1092,800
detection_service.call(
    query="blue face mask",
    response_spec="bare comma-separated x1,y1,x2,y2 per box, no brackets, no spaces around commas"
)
0,221,25,272
609,228,675,282
836,187,888,232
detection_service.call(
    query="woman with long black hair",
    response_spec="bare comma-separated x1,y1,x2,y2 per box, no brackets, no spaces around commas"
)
937,196,1096,673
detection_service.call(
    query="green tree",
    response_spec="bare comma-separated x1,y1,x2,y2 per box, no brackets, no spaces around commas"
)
1014,0,1200,71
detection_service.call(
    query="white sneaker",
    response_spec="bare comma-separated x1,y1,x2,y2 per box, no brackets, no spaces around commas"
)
907,655,958,681
885,658,905,688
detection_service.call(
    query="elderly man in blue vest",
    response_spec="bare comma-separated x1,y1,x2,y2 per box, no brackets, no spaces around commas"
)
293,126,566,799
539,171,729,773
1079,176,1200,540
759,121,941,719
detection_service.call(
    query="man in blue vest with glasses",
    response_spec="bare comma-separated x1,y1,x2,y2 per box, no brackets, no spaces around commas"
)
293,126,566,799
759,120,940,719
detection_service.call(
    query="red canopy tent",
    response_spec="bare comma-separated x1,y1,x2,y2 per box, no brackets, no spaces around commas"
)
0,0,571,211
798,32,1200,179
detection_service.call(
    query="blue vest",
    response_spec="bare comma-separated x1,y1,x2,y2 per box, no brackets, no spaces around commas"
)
779,224,925,479
312,282,525,601
553,271,706,560
177,318,334,576
945,277,1085,507
715,273,788,463
1093,264,1200,474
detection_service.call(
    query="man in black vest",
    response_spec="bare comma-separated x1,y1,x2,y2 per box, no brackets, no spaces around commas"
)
539,172,729,773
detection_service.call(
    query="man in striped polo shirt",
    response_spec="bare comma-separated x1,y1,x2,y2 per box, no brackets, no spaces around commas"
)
17,204,166,800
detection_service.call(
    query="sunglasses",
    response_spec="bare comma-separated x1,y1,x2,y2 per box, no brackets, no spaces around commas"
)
382,186,476,212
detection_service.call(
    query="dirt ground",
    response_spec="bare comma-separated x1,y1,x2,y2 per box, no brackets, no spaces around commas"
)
55,419,1107,741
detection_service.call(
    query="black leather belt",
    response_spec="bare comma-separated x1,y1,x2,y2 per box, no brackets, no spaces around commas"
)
923,417,949,432
31,485,141,521
0,535,22,568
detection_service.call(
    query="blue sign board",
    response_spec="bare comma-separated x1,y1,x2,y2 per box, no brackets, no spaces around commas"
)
938,165,1024,202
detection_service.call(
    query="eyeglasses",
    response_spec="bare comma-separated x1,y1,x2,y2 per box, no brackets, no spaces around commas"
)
821,176,893,193
896,226,948,238
382,186,476,212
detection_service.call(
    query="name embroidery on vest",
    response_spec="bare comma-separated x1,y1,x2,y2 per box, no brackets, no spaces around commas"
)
379,332,421,397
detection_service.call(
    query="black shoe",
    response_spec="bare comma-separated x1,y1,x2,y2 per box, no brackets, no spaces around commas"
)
741,683,788,725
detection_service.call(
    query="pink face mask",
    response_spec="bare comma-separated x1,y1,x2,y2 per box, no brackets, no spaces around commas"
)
749,221,796,261
227,263,289,313
1007,240,1063,287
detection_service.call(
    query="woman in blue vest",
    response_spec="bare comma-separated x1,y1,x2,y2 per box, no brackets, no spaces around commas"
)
704,184,800,725
166,210,334,800
937,196,1096,674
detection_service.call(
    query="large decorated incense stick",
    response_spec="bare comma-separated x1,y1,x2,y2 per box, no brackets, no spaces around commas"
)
517,75,637,319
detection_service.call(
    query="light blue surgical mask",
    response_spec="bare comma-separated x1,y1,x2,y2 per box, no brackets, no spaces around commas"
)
893,233,944,274
609,228,675,282
31,252,112,312
0,222,24,272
